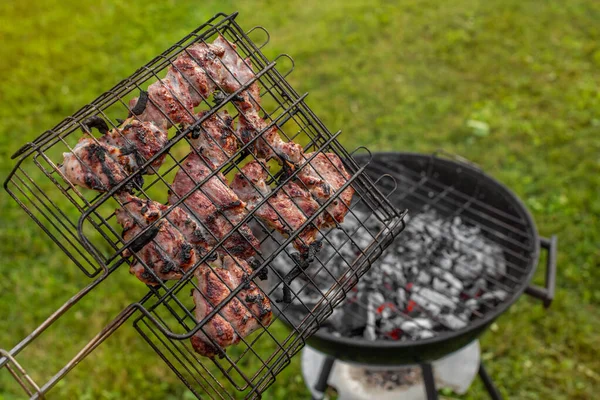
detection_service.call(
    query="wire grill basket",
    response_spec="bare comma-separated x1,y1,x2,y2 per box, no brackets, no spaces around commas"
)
3,12,406,399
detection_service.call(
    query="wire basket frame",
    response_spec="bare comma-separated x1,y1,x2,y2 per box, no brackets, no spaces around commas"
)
4,12,406,399
0,350,44,399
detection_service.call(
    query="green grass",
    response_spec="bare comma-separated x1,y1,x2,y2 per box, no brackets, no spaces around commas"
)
1,0,599,399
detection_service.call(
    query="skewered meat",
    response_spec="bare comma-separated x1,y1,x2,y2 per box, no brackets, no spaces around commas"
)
59,136,140,192
116,195,201,285
297,152,355,228
231,160,322,256
188,110,238,168
169,152,259,258
100,118,168,174
191,254,272,358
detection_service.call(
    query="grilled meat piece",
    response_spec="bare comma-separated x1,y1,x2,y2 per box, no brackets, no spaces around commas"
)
297,152,355,228
213,35,261,113
237,109,304,166
129,35,255,129
169,152,259,258
116,195,200,286
129,69,196,130
172,42,226,106
213,35,255,93
191,254,272,358
100,118,168,174
188,110,238,168
231,160,322,255
59,136,138,192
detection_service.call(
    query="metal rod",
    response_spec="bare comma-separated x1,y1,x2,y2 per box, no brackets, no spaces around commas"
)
479,362,503,400
421,363,438,400
31,295,151,399
311,356,335,400
0,261,122,369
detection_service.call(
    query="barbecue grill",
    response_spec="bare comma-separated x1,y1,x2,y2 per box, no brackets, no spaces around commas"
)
0,13,406,399
297,152,557,399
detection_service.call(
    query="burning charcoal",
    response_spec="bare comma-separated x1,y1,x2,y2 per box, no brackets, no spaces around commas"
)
413,317,434,330
416,270,431,285
380,316,404,336
419,330,435,339
465,298,479,311
396,288,407,308
381,306,394,320
454,253,482,280
439,314,468,330
411,287,456,315
439,256,453,270
400,320,421,336
463,277,487,298
364,292,382,341
480,289,508,303
269,208,509,342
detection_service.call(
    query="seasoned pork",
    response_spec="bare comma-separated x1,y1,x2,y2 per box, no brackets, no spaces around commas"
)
169,152,259,258
231,160,322,256
188,110,238,168
129,69,195,129
296,152,355,227
59,136,138,192
100,118,168,174
116,195,200,285
172,41,227,106
190,254,272,357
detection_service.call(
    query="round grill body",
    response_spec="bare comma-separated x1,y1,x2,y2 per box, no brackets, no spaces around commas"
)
305,152,540,365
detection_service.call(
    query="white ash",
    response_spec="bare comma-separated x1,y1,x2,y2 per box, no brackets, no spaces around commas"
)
271,208,509,341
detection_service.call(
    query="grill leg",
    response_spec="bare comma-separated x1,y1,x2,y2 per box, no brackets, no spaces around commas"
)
311,356,335,400
421,363,438,400
479,362,503,400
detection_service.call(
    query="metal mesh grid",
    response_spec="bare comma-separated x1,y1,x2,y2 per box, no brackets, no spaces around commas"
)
4,12,406,399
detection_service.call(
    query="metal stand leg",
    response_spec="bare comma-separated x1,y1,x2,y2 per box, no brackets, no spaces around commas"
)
311,356,335,400
421,363,438,400
479,362,503,400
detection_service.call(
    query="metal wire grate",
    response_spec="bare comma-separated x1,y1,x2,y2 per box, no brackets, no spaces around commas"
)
3,12,406,399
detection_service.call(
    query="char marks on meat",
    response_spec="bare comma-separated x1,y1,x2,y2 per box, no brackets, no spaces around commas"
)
100,118,168,174
172,42,226,106
116,195,201,285
188,110,238,168
297,152,354,228
169,152,259,258
60,137,136,192
213,35,255,93
236,109,304,166
191,254,272,358
129,69,195,129
231,160,322,255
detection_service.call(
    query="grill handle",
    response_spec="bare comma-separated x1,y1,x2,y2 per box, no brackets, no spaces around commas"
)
525,235,557,308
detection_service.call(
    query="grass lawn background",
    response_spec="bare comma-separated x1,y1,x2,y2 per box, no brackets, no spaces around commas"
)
0,0,599,399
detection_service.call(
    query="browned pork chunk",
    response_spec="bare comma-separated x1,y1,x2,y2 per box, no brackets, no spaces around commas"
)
116,195,206,285
187,110,238,168
99,118,168,174
169,152,259,258
231,160,322,256
190,254,272,358
296,152,355,228
59,137,136,192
